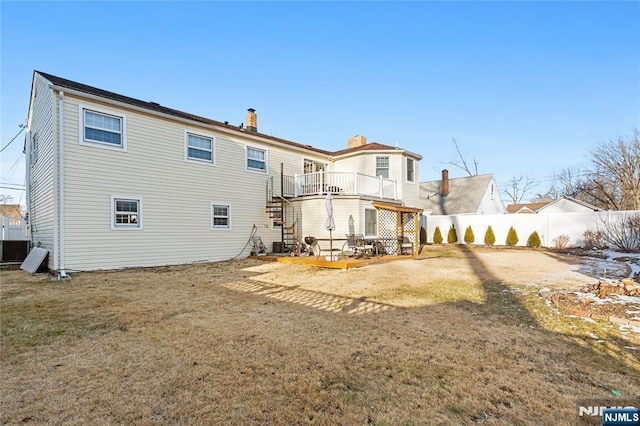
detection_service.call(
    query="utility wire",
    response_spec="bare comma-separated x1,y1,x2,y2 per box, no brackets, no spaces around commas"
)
0,124,26,153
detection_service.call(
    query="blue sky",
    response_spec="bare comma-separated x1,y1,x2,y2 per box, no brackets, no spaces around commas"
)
1,1,639,205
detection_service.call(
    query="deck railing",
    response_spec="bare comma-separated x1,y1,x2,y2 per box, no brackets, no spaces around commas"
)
292,171,397,200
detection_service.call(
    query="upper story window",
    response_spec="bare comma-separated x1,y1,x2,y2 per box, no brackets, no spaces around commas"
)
111,195,142,230
80,105,126,151
211,204,231,230
246,146,267,172
186,132,214,163
376,156,389,179
406,158,415,182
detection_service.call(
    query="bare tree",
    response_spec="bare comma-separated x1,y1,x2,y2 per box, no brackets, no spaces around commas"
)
503,175,536,204
444,138,478,176
0,194,15,204
536,168,586,200
537,130,640,210
600,212,640,252
585,129,640,210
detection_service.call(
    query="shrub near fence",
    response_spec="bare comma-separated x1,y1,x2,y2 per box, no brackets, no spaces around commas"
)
464,226,475,244
447,225,458,244
484,226,496,246
422,210,640,248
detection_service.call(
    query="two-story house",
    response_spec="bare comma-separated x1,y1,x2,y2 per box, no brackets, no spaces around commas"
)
26,71,423,273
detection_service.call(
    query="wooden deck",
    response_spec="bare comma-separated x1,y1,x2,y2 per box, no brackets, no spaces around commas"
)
252,254,414,270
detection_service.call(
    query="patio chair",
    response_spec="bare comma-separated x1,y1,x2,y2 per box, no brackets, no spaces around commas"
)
343,234,374,258
399,236,414,255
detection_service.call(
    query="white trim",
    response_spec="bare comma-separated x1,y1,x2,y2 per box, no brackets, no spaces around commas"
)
211,202,232,231
245,145,268,173
110,195,143,230
78,103,127,151
184,129,216,165
58,91,66,274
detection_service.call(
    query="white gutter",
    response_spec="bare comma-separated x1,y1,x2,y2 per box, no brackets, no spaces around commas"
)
57,90,70,279
25,130,32,244
47,84,334,161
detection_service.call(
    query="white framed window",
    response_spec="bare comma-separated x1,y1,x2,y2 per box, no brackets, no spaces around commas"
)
303,159,325,174
185,132,214,163
79,105,126,150
406,158,415,182
376,156,389,179
246,146,267,172
211,203,231,230
110,195,142,230
364,208,377,236
30,132,38,165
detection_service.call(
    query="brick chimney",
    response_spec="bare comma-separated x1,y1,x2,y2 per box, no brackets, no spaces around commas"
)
441,169,449,196
347,135,367,149
246,108,257,132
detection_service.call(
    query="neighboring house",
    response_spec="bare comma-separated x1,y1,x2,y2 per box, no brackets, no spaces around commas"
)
25,71,424,272
507,196,599,214
0,204,26,240
419,170,505,215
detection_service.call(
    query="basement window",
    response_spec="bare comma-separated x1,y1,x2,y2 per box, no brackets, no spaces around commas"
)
211,203,231,230
111,195,142,230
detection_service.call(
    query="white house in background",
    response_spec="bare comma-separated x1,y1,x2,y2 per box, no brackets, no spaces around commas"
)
507,196,599,214
419,169,505,215
0,204,26,240
25,71,424,273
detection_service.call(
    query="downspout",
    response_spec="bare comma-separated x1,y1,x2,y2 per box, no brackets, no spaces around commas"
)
25,130,33,244
57,90,70,279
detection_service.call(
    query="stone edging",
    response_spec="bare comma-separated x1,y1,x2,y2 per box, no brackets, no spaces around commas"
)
562,307,640,328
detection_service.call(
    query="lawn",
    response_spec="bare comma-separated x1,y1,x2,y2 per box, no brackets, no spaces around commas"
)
1,246,638,425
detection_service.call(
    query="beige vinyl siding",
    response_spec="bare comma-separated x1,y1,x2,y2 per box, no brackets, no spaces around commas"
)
292,196,365,242
333,155,367,176
398,155,421,208
59,95,326,270
28,75,58,269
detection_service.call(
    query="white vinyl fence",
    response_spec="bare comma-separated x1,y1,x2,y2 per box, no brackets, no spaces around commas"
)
422,210,640,248
1,216,27,240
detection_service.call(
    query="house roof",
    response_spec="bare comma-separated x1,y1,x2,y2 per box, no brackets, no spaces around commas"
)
371,201,424,213
419,174,495,215
537,196,600,212
506,202,550,214
333,142,423,160
35,71,333,157
0,204,23,217
507,196,599,213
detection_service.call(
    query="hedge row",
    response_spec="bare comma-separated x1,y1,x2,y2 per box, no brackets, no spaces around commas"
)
430,225,542,248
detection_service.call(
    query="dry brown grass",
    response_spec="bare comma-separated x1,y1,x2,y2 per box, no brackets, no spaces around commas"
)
1,246,639,425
